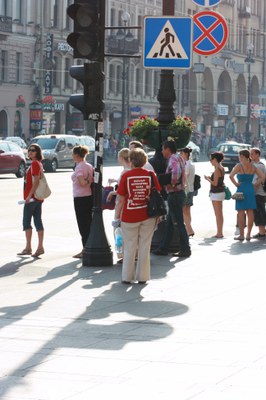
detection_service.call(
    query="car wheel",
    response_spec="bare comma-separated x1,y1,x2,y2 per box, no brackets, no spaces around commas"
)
16,162,26,178
47,159,57,172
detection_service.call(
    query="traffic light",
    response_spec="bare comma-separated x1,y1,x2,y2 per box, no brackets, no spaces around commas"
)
69,62,105,118
67,0,105,62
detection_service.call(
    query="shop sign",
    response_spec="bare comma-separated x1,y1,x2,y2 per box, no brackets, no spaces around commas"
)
202,104,211,113
16,94,25,107
57,42,73,53
29,102,42,131
44,34,53,94
214,104,228,116
42,97,64,112
251,104,260,119
70,112,84,132
234,104,247,117
130,106,141,117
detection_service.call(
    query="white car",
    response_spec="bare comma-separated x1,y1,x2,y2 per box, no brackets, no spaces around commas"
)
186,141,200,162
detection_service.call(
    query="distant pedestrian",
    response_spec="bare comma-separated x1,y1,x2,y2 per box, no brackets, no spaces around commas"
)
229,149,265,241
180,147,195,237
204,151,225,238
71,145,94,258
17,144,45,257
250,147,266,238
129,140,154,171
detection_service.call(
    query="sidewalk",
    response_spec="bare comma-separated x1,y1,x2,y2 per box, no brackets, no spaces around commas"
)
1,229,266,399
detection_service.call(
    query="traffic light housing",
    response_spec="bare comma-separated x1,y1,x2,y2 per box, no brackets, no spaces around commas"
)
67,0,105,62
69,62,105,119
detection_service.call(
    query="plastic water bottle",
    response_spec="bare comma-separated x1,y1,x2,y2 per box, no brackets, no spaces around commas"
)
115,227,123,255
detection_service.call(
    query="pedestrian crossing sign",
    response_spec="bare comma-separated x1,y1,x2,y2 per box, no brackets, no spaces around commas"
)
143,16,193,69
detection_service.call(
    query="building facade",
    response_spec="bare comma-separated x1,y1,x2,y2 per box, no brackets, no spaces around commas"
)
0,0,265,147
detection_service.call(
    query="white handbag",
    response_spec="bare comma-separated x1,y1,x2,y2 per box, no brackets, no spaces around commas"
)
32,169,51,200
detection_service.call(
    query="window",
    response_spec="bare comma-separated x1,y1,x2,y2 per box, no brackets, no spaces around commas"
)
153,71,160,97
116,65,122,94
136,68,142,96
109,64,115,92
0,50,7,82
65,0,72,30
14,0,24,23
0,0,7,16
64,58,71,87
53,56,59,87
110,8,115,26
53,0,59,28
16,52,22,83
145,70,152,97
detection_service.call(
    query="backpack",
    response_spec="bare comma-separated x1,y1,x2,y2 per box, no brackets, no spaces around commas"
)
194,174,201,191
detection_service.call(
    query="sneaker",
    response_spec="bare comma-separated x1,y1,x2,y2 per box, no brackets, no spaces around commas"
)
153,249,168,256
173,251,191,258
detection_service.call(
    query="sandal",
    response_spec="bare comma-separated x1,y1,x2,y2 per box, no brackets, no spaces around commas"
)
73,252,83,259
234,236,244,241
17,249,32,255
32,248,44,257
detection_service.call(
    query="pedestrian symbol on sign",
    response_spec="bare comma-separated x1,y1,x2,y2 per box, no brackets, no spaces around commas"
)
147,20,188,60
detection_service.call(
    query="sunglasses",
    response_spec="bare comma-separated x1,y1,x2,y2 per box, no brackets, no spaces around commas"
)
28,148,37,152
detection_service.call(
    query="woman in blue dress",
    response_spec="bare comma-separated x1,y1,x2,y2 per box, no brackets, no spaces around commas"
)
229,149,265,241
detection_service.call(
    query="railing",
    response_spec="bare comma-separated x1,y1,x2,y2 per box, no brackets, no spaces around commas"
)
0,15,12,33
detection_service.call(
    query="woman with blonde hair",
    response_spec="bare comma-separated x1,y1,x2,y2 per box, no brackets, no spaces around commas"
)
204,151,225,238
229,149,265,241
114,148,161,284
180,147,195,237
71,145,94,258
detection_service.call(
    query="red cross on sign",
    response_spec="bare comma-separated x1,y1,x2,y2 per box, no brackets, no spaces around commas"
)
193,11,229,56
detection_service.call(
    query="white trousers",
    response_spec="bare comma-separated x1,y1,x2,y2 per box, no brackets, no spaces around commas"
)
121,218,156,282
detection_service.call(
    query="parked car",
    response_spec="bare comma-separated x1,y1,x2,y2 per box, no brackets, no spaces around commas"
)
77,135,95,164
0,140,26,177
211,141,251,171
4,136,28,157
29,134,95,172
186,141,200,162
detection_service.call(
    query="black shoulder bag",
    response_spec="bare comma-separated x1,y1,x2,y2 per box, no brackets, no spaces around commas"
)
147,173,167,218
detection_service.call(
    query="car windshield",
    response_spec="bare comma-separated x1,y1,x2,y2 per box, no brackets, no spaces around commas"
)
30,138,59,150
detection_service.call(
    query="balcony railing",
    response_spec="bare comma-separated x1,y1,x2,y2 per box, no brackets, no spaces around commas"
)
0,15,12,33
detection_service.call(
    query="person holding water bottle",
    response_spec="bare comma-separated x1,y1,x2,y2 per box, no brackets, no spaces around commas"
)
113,148,161,284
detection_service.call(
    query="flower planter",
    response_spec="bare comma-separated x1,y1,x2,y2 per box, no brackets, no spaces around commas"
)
162,128,191,149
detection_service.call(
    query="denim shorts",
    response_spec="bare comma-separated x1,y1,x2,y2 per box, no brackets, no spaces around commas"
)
184,191,194,206
23,201,44,231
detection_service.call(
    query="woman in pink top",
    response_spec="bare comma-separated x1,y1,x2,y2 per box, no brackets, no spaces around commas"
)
71,145,94,258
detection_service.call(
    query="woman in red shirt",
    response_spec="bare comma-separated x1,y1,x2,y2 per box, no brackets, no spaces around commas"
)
17,144,45,257
114,148,161,284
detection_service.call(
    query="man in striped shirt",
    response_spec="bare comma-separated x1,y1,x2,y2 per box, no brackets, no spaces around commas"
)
154,140,191,258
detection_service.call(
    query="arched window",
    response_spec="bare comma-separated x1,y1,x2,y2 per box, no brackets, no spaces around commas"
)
109,64,115,93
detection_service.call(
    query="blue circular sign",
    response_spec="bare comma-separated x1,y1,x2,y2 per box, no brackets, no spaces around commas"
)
192,0,221,6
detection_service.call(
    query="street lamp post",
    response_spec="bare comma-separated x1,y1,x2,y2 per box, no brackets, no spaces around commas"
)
245,43,255,143
117,11,133,136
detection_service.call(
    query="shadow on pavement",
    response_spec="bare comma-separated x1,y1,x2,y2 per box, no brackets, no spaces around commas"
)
0,259,189,398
